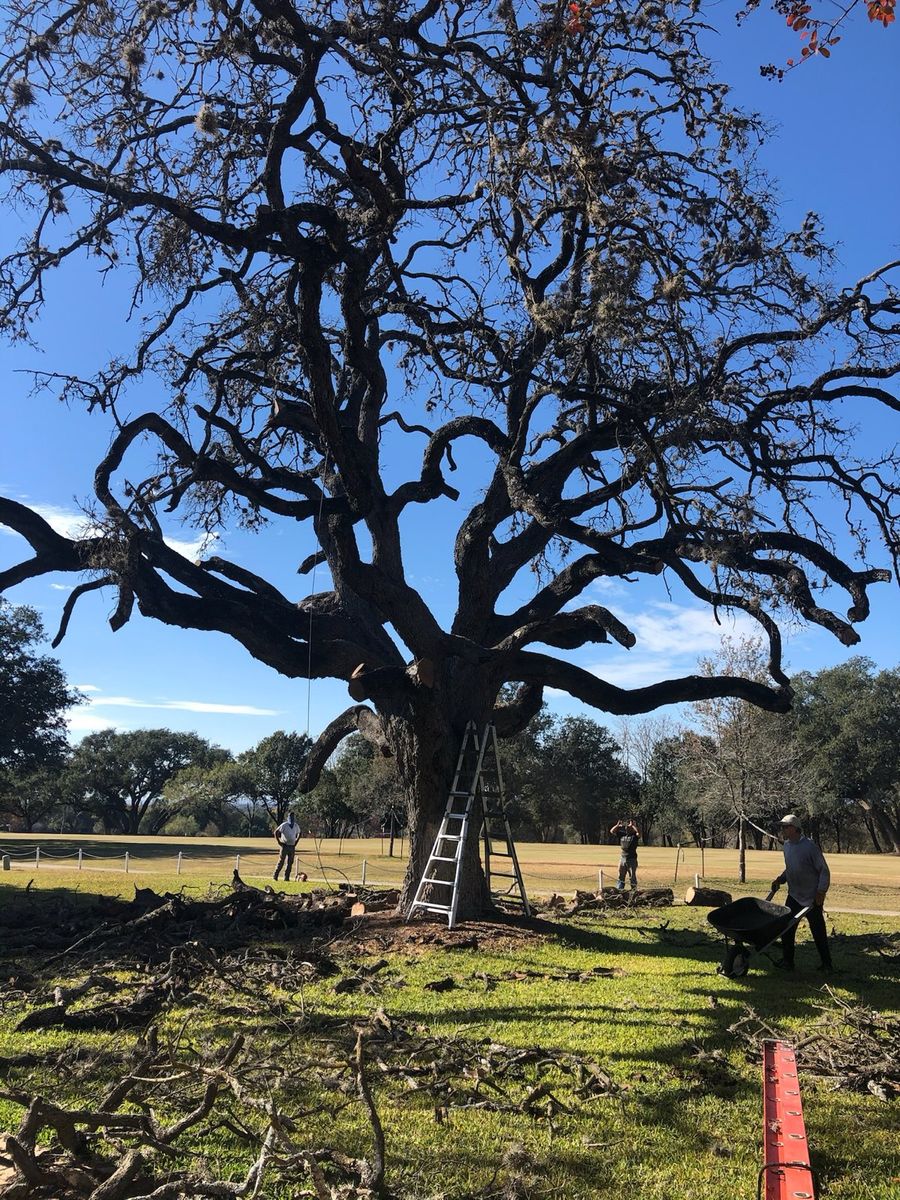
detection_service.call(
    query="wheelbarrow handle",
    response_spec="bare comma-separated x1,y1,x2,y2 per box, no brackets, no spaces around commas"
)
765,888,777,902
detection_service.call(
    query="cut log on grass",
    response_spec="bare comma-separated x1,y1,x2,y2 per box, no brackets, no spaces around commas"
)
683,886,733,908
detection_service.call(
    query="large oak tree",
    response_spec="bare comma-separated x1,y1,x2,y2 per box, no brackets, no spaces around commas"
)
1,0,898,914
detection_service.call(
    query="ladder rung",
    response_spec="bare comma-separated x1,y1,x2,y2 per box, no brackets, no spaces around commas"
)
449,790,474,797
413,903,452,914
429,855,458,863
421,876,453,886
490,872,521,880
437,834,462,842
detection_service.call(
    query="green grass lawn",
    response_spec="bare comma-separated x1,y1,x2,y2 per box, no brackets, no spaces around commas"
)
0,874,896,1199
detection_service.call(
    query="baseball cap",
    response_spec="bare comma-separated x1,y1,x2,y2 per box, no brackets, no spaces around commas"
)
779,813,802,829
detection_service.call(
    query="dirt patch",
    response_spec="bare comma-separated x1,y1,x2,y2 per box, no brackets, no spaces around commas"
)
335,908,551,956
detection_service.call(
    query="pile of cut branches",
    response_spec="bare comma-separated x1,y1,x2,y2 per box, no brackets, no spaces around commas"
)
729,990,900,1100
0,875,389,969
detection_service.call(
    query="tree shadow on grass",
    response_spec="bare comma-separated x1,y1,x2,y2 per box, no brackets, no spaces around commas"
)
516,915,614,953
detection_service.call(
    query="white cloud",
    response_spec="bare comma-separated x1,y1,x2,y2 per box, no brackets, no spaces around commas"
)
627,603,759,657
2,502,217,562
50,582,75,592
587,601,764,691
74,683,101,692
163,532,218,560
587,577,628,598
86,693,281,717
161,699,276,715
0,503,93,540
66,708,121,735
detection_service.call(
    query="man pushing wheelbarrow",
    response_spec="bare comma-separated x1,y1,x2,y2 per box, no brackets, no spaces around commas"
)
708,813,834,977
769,813,834,974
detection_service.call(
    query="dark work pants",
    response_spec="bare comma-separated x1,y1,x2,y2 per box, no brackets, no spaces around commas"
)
781,894,833,968
618,856,637,889
274,844,296,880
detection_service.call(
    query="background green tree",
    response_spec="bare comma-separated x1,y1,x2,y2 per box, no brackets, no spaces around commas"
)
0,601,81,774
71,728,227,835
237,732,315,827
793,659,900,854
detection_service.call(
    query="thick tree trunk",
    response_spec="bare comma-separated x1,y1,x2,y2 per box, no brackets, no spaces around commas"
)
858,798,900,855
863,817,883,853
385,672,494,922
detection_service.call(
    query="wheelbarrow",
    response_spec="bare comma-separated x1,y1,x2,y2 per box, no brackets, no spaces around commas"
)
707,893,809,978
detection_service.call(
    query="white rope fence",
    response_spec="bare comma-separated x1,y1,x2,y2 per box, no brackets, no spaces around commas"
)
0,833,783,895
0,844,398,889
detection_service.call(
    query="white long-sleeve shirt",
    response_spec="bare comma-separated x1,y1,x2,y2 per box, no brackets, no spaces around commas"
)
774,836,830,907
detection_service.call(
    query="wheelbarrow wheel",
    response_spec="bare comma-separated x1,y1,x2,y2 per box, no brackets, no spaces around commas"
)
731,951,749,977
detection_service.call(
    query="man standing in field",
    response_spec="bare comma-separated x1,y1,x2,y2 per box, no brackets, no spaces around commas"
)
771,813,834,973
273,812,301,882
611,818,640,891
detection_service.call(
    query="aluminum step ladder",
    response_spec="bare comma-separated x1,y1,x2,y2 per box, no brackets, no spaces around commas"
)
407,722,530,928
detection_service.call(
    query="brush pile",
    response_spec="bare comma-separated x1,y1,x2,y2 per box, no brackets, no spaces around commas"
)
729,989,900,1100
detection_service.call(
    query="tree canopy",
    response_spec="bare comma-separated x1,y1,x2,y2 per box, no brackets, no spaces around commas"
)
71,727,227,834
793,659,900,853
0,600,81,773
1,0,899,908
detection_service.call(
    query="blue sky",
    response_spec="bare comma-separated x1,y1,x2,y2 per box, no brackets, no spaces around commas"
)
1,7,898,754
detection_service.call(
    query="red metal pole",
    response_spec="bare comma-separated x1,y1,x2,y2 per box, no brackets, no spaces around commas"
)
761,1040,816,1200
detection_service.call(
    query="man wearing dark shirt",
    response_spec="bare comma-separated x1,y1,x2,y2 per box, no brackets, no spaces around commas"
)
611,819,640,891
771,813,834,972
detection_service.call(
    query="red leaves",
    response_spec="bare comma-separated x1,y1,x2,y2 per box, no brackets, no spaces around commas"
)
785,4,812,27
779,0,874,72
566,2,584,34
866,0,896,25
563,0,610,36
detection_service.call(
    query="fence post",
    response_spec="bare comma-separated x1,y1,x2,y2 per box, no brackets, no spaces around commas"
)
598,867,604,892
176,851,182,875
78,847,83,871
125,851,130,874
694,872,700,889
673,843,681,885
361,859,367,886
700,843,705,879
2,854,10,871
235,853,241,875
35,846,40,870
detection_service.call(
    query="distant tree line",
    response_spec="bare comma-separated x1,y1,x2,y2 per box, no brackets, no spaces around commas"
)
631,640,900,855
1,602,898,853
